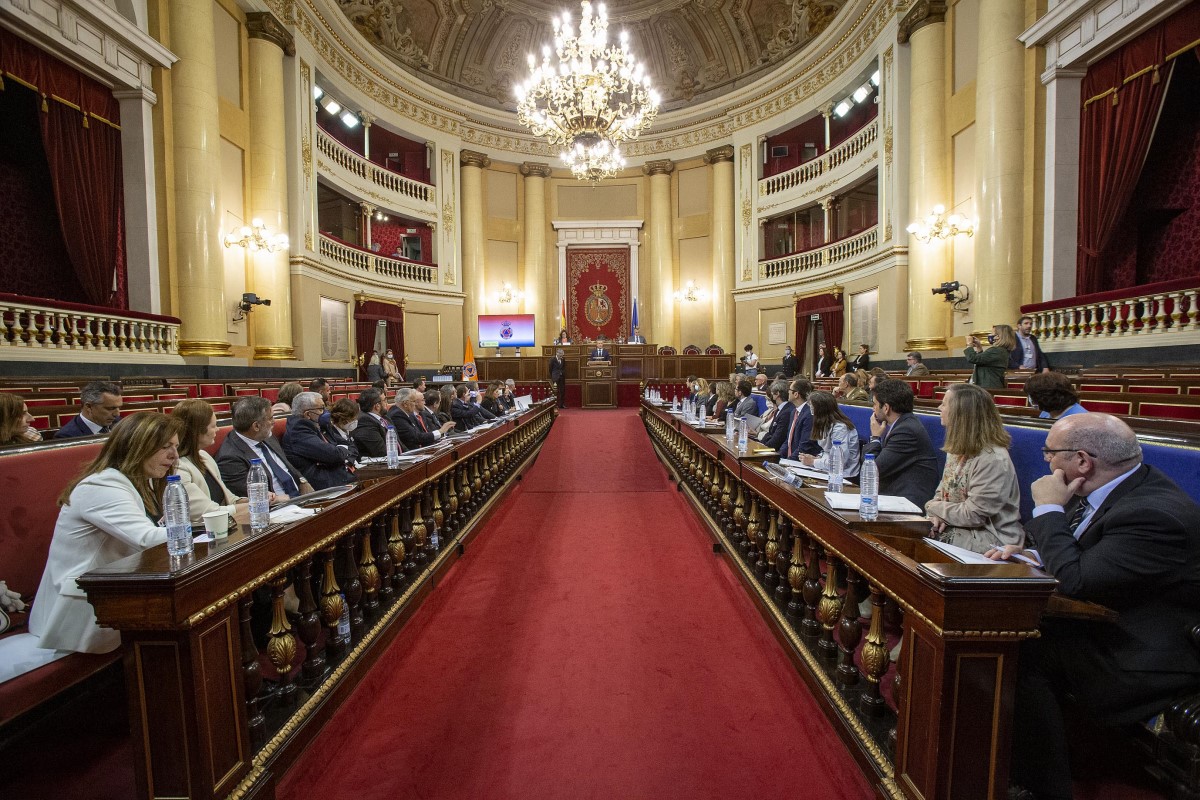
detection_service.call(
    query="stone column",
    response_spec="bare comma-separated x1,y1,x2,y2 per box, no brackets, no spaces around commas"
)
170,0,229,356
361,111,373,160
705,145,736,352
900,2,951,352
520,162,552,345
246,13,295,360
644,159,675,347
820,196,835,243
972,0,1026,331
1040,69,1085,301
460,150,490,341
360,201,374,248
114,87,163,314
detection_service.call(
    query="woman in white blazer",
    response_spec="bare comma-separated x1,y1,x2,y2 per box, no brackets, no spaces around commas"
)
171,399,248,525
30,412,183,654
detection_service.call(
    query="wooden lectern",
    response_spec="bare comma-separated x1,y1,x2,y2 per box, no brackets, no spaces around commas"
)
582,361,615,408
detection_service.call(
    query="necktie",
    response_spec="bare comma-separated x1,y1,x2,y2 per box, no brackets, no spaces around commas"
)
1068,498,1091,536
785,409,800,458
256,442,299,496
99,424,112,434
414,413,427,432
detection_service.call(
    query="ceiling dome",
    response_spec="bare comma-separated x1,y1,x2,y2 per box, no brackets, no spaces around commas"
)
334,0,847,112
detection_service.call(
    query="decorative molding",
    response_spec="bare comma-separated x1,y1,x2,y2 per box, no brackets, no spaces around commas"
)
460,149,491,169
1021,0,1194,73
904,336,947,351
703,145,735,165
519,162,552,178
897,0,948,45
643,159,675,177
246,12,296,57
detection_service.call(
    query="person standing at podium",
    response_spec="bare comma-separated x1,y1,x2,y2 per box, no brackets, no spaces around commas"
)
590,336,611,361
549,349,567,409
629,326,646,344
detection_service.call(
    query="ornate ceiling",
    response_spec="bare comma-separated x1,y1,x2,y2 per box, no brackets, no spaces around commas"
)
334,0,848,112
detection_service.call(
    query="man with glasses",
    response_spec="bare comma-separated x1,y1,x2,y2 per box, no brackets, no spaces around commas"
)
991,413,1200,800
54,381,123,438
217,396,311,498
282,392,355,489
861,379,939,507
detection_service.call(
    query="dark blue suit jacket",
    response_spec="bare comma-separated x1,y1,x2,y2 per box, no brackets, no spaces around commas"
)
779,403,820,458
762,401,794,451
54,414,102,439
282,416,354,489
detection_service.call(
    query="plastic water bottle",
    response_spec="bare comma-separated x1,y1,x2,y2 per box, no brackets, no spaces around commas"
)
386,425,400,468
430,524,440,551
859,453,879,521
725,409,735,441
164,475,192,557
248,458,270,532
737,417,748,452
337,593,351,640
672,396,679,412
827,439,844,493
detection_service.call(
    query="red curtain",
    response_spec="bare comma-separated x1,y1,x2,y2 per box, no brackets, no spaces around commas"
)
567,247,629,340
354,299,404,379
0,27,126,309
1076,3,1200,295
795,293,843,363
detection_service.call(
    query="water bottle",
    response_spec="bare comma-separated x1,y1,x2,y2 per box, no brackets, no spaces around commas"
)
248,458,270,532
386,425,400,468
725,409,735,441
737,417,748,452
827,439,844,493
164,475,193,557
672,396,679,412
430,524,440,551
859,453,879,521
337,593,351,640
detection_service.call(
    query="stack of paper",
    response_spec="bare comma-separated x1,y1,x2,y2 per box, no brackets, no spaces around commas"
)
270,506,318,524
822,492,923,514
779,458,852,485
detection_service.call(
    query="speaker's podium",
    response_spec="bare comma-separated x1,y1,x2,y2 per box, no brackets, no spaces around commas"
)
582,360,616,408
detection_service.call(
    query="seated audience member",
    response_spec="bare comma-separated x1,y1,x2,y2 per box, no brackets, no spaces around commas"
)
1024,371,1086,420
753,373,769,391
555,328,572,345
218,396,310,498
30,413,181,653
761,381,794,449
924,384,1022,554
734,381,758,418
351,389,389,458
171,399,249,526
468,387,497,420
862,379,939,508
0,394,42,444
711,381,736,420
481,382,506,417
365,351,383,382
502,379,518,411
800,392,861,478
451,384,491,431
412,376,428,394
836,374,869,402
272,381,303,415
867,368,888,393
755,385,781,441
389,387,457,449
993,414,1200,800
905,351,930,376
964,324,1016,389
426,389,451,426
854,369,873,395
308,379,332,422
779,379,820,459
54,381,123,438
371,379,388,393
694,378,716,417
283,392,354,489
438,385,457,418
323,398,362,464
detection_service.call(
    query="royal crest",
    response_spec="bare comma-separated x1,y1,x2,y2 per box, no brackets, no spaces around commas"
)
499,321,514,341
583,282,613,327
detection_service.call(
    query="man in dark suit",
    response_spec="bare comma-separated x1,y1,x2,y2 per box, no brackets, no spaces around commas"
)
54,381,123,438
761,381,794,451
1009,314,1051,372
387,387,456,450
861,379,939,507
589,336,611,361
629,326,646,344
994,414,1200,800
351,388,389,458
549,349,567,408
778,378,820,459
282,392,355,489
450,384,491,431
217,396,310,498
781,346,799,378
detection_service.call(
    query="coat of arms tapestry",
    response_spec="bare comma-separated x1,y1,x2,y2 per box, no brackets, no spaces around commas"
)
566,247,629,341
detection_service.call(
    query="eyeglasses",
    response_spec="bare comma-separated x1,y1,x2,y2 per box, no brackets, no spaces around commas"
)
1042,447,1097,461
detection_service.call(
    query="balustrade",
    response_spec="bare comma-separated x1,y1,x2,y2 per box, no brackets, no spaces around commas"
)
760,227,879,280
760,119,879,197
316,127,434,204
0,297,180,355
1024,284,1200,344
319,234,437,285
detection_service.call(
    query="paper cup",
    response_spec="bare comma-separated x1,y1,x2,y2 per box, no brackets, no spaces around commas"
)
203,509,230,538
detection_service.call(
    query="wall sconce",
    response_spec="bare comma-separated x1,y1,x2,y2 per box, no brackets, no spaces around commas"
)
495,282,523,304
224,219,289,253
906,205,975,243
673,280,709,302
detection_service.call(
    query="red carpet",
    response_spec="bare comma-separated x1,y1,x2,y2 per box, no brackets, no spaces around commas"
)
278,408,873,800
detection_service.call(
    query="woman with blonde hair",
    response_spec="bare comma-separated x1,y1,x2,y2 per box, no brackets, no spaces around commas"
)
965,324,1017,389
30,413,183,653
694,378,716,417
172,399,249,526
711,381,737,420
925,383,1023,554
272,382,303,415
0,393,41,444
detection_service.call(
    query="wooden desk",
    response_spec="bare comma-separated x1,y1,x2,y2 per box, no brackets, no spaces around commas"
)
581,362,615,407
78,402,557,800
641,401,1056,800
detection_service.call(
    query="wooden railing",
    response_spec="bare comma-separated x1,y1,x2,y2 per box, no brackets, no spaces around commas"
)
319,234,437,285
0,295,179,356
1023,282,1200,343
760,119,879,197
316,127,434,204
79,402,556,800
760,227,879,280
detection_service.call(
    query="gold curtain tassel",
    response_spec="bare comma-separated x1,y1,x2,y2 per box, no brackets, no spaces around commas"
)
82,114,89,128
1112,89,1119,106
1151,66,1161,84
41,93,48,112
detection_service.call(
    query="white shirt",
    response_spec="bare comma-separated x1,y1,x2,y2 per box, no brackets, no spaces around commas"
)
235,431,300,485
1032,463,1141,539
79,414,105,435
1017,333,1036,369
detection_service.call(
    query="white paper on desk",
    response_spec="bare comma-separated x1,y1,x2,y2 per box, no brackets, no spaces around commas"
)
923,537,996,564
779,459,852,485
823,492,923,514
270,506,317,524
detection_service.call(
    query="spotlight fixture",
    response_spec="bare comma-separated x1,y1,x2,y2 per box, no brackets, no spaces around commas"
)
833,101,851,118
321,96,341,115
313,84,323,100
341,111,360,128
870,70,880,86
852,85,870,103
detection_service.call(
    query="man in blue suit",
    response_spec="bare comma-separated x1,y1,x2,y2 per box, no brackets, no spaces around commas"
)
778,378,820,459
54,381,123,438
589,336,611,361
761,381,793,451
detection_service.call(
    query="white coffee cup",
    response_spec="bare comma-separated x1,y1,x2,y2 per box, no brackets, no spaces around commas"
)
203,509,230,538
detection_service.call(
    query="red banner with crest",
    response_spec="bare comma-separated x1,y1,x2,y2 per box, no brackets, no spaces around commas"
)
567,247,629,341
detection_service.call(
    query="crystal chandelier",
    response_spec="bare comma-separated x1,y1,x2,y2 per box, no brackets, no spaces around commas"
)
906,205,975,244
514,1,660,183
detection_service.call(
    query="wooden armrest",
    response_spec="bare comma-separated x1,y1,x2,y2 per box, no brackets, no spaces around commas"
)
1043,593,1119,622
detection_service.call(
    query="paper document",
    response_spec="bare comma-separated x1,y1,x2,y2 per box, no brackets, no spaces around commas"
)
270,506,317,524
823,492,923,514
779,459,852,485
923,538,996,564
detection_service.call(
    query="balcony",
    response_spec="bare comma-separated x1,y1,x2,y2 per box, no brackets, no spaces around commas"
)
318,235,438,285
1022,279,1200,349
759,120,878,201
0,293,181,361
315,127,434,205
759,227,879,281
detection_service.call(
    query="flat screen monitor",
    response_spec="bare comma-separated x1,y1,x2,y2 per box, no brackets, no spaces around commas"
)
478,314,535,348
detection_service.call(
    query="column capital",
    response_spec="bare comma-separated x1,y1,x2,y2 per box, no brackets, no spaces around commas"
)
819,196,836,211
113,86,157,105
820,102,835,119
1039,66,1087,87
520,161,552,178
460,149,491,169
643,159,674,176
359,201,375,214
898,0,947,44
359,111,376,128
703,145,735,165
245,12,295,56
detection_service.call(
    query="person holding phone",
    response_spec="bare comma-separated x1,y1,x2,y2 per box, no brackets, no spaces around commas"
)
964,324,1016,389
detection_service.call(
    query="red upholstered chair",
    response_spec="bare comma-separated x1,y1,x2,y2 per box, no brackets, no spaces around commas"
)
1079,383,1119,393
23,396,68,407
917,380,938,398
705,344,724,355
261,388,280,402
1189,387,1200,396
1127,385,1180,394
682,345,701,355
657,346,676,355
199,383,225,398
170,383,199,398
1079,399,1134,414
994,395,1027,407
234,388,260,397
1137,402,1200,421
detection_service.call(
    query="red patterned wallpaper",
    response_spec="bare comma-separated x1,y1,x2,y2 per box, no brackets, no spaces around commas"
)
567,247,629,341
370,219,434,264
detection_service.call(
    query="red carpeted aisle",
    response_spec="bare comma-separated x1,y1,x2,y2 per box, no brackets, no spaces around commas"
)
278,408,873,800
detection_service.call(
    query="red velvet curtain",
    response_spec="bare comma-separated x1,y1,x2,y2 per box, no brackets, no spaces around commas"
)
1077,3,1200,295
795,293,843,363
354,299,404,378
0,27,126,308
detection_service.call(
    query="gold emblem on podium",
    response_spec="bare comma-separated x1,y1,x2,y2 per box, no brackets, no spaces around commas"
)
583,282,613,327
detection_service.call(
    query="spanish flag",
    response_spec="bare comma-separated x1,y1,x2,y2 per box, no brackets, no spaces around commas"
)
560,298,567,333
462,335,477,381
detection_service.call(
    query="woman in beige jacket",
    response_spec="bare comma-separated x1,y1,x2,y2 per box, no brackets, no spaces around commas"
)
171,399,250,526
925,383,1024,554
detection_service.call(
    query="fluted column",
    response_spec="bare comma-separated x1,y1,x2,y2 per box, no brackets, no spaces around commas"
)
360,201,374,247
170,0,229,356
706,145,736,352
460,150,490,340
644,159,675,347
900,3,951,351
972,0,1025,330
246,13,295,360
520,162,552,345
